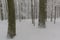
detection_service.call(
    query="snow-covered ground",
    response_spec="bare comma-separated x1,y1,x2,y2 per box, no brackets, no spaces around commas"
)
0,19,60,40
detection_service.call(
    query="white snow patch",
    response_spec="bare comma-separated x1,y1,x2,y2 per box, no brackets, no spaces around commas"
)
0,19,60,40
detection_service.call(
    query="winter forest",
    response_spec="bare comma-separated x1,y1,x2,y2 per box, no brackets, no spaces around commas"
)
0,0,60,40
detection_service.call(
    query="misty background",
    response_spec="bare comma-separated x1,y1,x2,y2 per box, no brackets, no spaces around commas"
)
0,0,60,19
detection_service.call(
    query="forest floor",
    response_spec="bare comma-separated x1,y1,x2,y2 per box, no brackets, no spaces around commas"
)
0,18,60,40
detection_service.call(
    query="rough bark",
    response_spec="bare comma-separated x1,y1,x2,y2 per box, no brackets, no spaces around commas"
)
1,9,3,21
38,0,47,28
54,6,56,24
31,0,35,25
7,0,16,38
0,0,3,21
51,0,53,22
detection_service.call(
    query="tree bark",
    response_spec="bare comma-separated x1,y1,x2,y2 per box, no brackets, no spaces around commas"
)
7,0,16,38
38,0,47,28
54,6,56,24
51,0,53,22
1,9,3,21
0,0,3,21
31,0,35,25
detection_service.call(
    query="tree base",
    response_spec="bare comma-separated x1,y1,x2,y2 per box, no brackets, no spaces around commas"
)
38,23,46,28
7,32,16,38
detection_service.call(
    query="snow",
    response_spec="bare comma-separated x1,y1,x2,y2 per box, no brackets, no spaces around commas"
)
0,19,60,40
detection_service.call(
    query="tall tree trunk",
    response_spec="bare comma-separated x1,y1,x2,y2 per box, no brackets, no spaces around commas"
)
19,4,21,21
5,0,8,20
18,0,21,21
34,0,37,19
31,0,35,25
7,0,16,38
59,7,60,16
0,0,3,21
1,9,3,21
51,0,53,22
38,0,47,28
28,0,29,19
54,6,56,24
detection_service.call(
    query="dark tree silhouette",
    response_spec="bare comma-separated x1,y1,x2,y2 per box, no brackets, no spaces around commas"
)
38,0,47,28
31,0,35,25
7,0,16,38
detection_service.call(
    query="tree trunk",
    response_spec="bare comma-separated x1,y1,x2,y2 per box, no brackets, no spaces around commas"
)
28,0,29,19
54,6,56,24
18,0,21,21
31,0,35,25
7,0,16,38
1,9,3,21
5,0,8,20
34,0,37,19
38,0,47,28
51,0,53,22
0,0,3,21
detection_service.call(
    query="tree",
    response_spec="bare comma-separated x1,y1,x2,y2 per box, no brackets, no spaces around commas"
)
5,0,8,20
1,8,3,21
31,0,35,25
34,0,37,19
7,0,16,38
38,0,47,28
0,0,3,21
54,6,56,24
17,0,21,21
51,0,53,22
28,0,29,19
